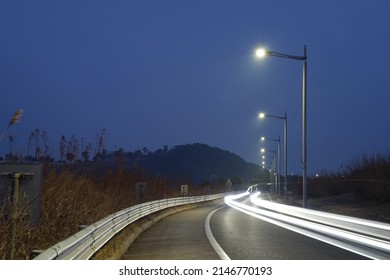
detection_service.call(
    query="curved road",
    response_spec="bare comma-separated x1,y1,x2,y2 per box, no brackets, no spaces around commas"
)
122,200,367,260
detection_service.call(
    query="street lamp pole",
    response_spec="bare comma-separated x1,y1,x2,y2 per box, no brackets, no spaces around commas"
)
256,45,307,208
259,112,288,200
261,136,281,195
261,148,277,193
283,111,288,200
302,46,308,208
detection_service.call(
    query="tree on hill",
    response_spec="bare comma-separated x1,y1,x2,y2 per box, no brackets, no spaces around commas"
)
136,143,268,185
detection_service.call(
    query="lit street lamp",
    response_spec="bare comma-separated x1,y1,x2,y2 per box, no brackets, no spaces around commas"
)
259,112,288,200
256,46,308,208
261,136,281,195
261,148,277,193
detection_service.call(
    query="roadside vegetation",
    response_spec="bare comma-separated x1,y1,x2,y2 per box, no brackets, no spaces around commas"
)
0,124,250,259
0,159,230,259
289,152,390,202
0,114,389,259
288,153,390,223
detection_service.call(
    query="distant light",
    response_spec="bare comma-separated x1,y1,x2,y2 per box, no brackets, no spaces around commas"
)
259,113,265,118
261,136,265,141
255,48,266,58
261,148,265,153
262,155,265,159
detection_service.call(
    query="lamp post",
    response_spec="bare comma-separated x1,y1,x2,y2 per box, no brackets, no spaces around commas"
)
259,112,288,200
256,46,307,208
261,155,266,169
261,148,277,193
261,136,281,195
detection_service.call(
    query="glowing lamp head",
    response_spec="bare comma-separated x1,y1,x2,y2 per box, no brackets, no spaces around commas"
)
255,48,266,58
261,137,265,141
261,148,265,153
259,113,265,119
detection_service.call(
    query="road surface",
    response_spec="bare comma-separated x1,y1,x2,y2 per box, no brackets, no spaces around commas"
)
122,197,367,260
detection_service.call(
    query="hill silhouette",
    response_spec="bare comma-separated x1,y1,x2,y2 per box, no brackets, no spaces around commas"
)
135,143,267,186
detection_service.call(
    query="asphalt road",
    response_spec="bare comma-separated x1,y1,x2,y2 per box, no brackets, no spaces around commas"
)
122,203,221,260
121,200,367,260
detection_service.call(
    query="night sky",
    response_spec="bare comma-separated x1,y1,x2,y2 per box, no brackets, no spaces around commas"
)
1,0,390,176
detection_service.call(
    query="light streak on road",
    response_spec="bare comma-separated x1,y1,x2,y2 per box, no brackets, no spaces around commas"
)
250,192,390,234
224,192,390,259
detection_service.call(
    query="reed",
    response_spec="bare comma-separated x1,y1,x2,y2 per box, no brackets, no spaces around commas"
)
0,160,204,259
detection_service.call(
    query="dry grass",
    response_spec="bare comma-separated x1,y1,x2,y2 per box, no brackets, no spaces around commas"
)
0,162,210,259
286,152,390,223
6,152,388,259
289,152,390,203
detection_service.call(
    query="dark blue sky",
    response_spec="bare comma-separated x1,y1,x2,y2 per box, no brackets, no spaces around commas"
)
1,0,390,176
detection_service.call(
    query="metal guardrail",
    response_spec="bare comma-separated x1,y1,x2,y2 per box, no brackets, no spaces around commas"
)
225,192,390,259
34,193,227,260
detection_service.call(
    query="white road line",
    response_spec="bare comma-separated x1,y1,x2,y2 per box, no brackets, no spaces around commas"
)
205,206,231,260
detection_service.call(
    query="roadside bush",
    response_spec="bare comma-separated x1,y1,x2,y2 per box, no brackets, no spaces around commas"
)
0,162,199,259
343,153,390,202
296,153,390,202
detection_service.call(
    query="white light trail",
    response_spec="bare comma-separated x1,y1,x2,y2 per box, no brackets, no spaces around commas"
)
250,192,390,234
224,192,390,259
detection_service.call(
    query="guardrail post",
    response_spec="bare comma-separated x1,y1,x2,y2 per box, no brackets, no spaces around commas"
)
30,249,43,259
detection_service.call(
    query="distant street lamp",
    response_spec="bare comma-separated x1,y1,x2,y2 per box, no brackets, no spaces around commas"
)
261,148,277,193
259,112,288,200
261,136,281,195
256,46,308,208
